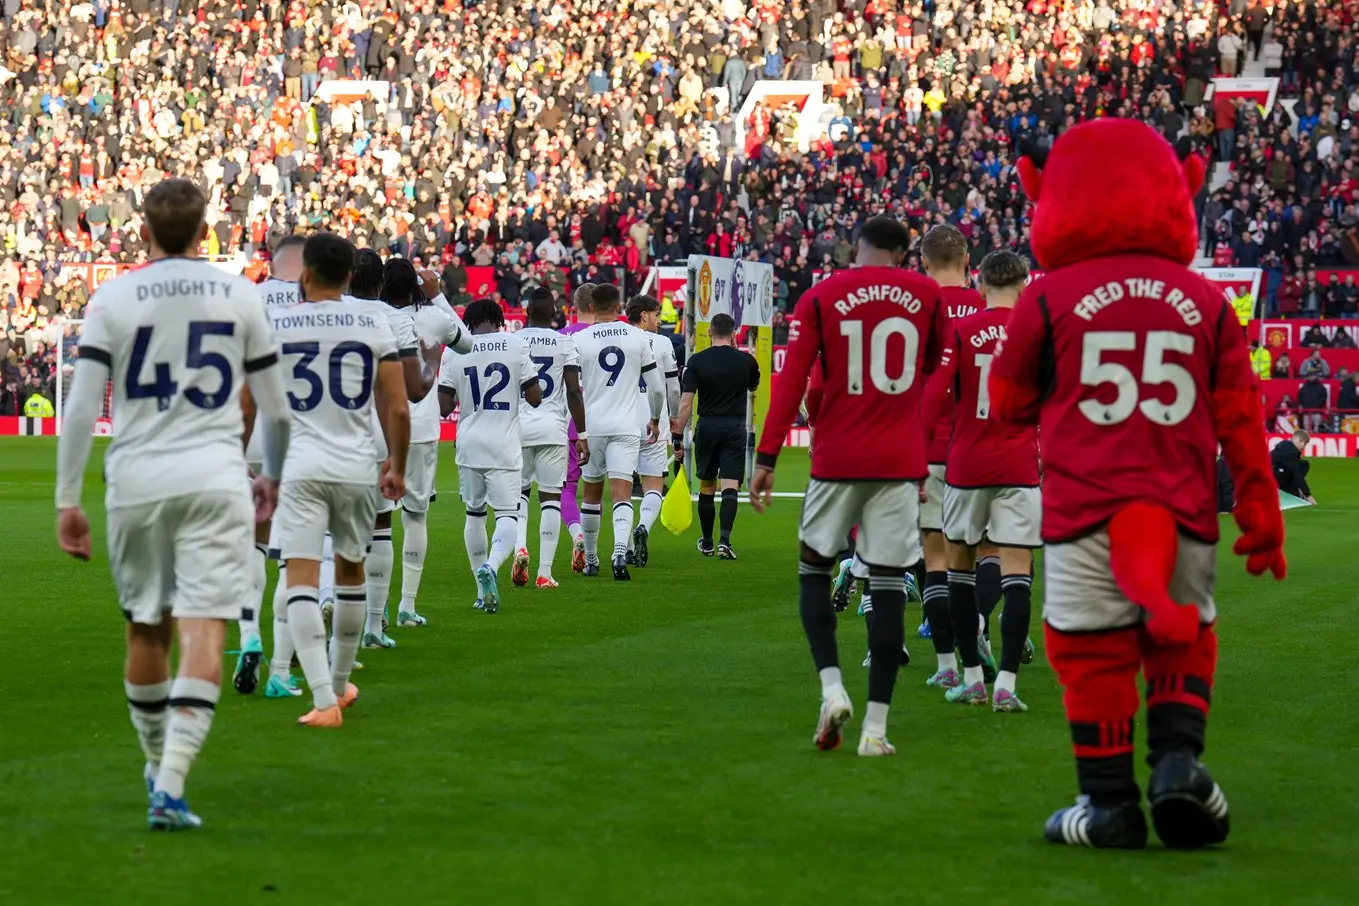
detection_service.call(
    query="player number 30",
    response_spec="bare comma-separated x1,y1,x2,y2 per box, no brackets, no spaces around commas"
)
839,318,920,395
1078,330,1196,427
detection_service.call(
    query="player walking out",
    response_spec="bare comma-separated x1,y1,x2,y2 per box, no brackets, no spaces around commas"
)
437,300,542,611
926,251,1041,711
572,284,664,580
385,258,473,627
55,179,293,829
513,288,588,588
915,224,995,671
674,313,759,559
752,216,946,756
624,294,681,567
271,233,411,727
236,234,305,698
558,283,597,571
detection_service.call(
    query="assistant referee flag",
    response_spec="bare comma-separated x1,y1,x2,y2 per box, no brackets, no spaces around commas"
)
660,471,693,534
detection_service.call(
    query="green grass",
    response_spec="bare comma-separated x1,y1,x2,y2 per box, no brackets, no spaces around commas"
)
1,437,1356,905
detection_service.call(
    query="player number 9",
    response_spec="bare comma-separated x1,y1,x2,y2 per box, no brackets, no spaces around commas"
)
598,346,625,386
1078,330,1196,427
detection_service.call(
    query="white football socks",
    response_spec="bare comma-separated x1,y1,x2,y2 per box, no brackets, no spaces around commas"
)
964,665,985,686
819,666,845,697
611,501,633,560
464,509,489,578
538,501,562,578
155,676,219,799
269,565,295,680
515,490,531,551
365,528,393,638
125,679,170,782
936,652,958,673
238,543,267,645
862,701,889,740
996,670,1017,695
399,509,427,614
640,490,662,534
330,585,365,696
319,533,335,603
287,584,338,711
488,514,517,571
581,503,602,563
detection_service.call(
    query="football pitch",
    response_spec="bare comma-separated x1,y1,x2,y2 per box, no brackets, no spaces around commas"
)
2,437,1356,905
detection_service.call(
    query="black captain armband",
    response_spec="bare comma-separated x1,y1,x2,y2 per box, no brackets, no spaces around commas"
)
244,352,279,372
81,346,112,367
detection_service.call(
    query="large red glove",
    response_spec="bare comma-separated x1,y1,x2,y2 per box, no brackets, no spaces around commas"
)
1108,503,1200,647
1214,387,1287,580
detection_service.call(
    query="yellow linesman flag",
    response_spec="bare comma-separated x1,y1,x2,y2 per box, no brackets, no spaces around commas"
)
660,471,693,535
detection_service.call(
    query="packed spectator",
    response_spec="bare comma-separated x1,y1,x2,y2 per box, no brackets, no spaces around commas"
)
2,0,1357,414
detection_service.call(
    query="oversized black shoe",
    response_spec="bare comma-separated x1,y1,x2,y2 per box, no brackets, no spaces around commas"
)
612,554,632,581
1148,752,1230,849
1044,796,1148,849
696,538,715,557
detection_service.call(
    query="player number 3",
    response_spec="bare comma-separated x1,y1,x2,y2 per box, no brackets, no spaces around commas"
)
839,318,920,395
1078,330,1196,427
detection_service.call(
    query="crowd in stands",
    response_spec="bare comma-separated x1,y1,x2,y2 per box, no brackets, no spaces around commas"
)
2,0,1357,416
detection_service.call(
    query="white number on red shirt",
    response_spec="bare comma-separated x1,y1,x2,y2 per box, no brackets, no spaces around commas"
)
839,317,920,396
1078,330,1196,426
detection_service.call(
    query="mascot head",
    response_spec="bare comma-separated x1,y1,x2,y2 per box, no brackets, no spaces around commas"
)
1018,120,1207,272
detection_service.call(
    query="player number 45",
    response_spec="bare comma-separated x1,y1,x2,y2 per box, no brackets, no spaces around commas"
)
1079,330,1196,427
839,318,920,395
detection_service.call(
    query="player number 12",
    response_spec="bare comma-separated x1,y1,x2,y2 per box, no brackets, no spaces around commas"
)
839,318,920,395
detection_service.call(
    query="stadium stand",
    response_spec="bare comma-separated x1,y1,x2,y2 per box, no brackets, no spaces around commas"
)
2,0,1356,420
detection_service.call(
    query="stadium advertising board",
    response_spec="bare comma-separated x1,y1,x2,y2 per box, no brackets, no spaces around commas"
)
1207,77,1280,115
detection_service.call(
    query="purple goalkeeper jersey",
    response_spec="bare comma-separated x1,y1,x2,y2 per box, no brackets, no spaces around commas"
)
560,320,592,440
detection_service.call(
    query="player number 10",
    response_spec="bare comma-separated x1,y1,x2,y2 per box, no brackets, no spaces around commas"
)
1078,330,1196,427
839,318,920,396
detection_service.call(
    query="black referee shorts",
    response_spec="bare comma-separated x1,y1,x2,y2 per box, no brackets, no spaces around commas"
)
694,417,747,484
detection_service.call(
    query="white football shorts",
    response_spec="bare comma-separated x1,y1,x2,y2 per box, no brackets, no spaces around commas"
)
460,466,520,514
800,479,922,569
942,484,1042,549
582,434,642,483
106,489,253,625
919,463,946,532
636,437,669,478
1043,530,1217,632
402,440,439,514
275,479,377,564
522,443,568,492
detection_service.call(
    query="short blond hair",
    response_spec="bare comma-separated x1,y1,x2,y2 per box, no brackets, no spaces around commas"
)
573,282,597,312
920,224,969,270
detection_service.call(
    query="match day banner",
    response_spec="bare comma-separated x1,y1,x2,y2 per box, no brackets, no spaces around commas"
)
1207,77,1279,115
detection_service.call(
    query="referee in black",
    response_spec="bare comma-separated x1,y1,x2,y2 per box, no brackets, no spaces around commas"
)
674,313,761,559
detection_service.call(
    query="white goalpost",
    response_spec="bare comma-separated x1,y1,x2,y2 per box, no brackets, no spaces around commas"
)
55,318,113,436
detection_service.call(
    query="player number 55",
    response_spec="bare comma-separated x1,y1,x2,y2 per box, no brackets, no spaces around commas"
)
839,318,920,395
1078,330,1196,427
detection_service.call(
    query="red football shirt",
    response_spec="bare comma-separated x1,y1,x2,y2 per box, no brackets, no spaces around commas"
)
989,253,1255,543
924,285,984,464
758,266,947,481
938,307,1041,487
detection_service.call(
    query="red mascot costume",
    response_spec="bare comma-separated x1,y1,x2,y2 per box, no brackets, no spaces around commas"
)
987,120,1287,850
